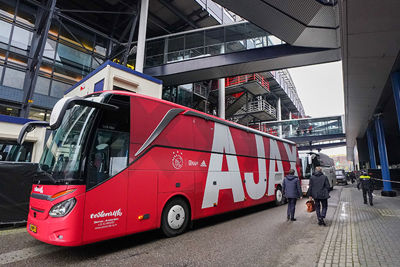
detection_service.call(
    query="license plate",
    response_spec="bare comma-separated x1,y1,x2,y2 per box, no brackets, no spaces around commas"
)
29,224,37,233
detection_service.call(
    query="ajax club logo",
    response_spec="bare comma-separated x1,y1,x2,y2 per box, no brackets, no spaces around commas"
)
172,151,184,169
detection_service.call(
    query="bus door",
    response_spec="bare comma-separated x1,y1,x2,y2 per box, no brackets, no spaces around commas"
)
82,95,131,243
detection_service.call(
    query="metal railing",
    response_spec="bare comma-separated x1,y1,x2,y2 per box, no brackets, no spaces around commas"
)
270,69,305,117
235,99,276,117
225,73,270,91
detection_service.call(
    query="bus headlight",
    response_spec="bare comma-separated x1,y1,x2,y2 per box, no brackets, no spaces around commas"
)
49,198,76,217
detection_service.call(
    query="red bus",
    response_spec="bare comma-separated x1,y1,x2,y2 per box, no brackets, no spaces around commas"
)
19,91,301,246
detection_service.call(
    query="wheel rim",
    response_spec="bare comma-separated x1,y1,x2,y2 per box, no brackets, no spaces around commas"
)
167,204,185,230
276,189,282,202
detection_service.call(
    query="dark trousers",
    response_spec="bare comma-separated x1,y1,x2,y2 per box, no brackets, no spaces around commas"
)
362,189,373,204
287,198,297,219
315,198,328,219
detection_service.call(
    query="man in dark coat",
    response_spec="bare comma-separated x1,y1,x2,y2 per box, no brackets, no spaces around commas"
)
307,167,330,226
357,171,374,206
282,169,302,221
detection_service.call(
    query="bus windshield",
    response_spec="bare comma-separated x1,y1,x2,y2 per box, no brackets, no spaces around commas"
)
39,103,97,183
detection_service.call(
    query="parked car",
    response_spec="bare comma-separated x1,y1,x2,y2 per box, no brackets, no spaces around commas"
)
336,169,347,185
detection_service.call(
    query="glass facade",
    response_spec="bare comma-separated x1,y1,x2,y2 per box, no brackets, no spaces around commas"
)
0,104,19,117
261,116,344,139
0,0,110,116
0,0,301,127
162,82,216,114
143,22,282,68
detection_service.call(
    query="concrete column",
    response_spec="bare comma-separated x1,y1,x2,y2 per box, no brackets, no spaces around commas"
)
366,127,377,169
218,79,225,119
289,111,293,136
374,115,396,196
391,72,400,132
135,0,149,73
277,98,282,138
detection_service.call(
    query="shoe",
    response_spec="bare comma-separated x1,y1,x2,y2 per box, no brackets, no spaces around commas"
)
320,219,326,226
318,218,323,225
287,215,290,221
370,203,373,206
290,218,297,221
364,202,368,205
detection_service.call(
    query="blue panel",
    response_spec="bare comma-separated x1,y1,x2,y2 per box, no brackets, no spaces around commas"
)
366,127,377,169
391,72,400,132
374,116,392,191
0,114,35,124
94,79,104,92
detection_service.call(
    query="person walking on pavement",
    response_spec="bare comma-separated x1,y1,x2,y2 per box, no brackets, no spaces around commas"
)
282,169,302,221
307,166,330,226
357,171,374,206
349,171,356,184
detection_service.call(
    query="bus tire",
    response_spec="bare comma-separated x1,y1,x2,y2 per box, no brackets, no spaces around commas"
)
275,186,284,206
161,197,190,237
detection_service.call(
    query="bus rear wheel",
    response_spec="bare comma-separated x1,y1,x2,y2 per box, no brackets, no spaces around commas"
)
161,198,190,237
275,186,284,206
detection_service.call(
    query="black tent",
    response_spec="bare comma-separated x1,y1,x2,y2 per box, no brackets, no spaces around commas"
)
0,162,38,225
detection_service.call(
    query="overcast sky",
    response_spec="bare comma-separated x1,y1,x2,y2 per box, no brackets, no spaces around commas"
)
288,61,344,117
288,61,346,156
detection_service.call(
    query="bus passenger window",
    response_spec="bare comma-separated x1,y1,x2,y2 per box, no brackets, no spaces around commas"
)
87,95,130,189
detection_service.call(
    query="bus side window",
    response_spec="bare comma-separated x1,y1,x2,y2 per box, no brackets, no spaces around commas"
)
86,95,130,189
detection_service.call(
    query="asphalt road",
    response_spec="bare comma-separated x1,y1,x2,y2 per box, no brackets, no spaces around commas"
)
0,187,342,266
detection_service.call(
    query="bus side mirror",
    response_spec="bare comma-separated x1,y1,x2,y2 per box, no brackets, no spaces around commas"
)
49,97,73,130
18,121,50,145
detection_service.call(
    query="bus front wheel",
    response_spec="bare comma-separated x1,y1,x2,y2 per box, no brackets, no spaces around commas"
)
161,197,190,237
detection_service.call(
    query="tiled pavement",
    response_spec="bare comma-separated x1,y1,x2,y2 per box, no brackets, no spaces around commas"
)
317,186,400,267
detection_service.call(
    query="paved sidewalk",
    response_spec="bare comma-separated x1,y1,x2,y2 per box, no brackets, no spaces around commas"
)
317,186,400,267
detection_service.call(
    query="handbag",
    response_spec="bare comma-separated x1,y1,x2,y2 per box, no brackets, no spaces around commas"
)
306,199,315,213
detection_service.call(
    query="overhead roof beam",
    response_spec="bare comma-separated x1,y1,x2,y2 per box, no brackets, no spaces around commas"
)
59,9,134,14
117,0,173,34
159,0,198,29
148,11,173,33
171,8,205,31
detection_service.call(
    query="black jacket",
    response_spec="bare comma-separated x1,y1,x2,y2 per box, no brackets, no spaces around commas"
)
357,175,374,190
307,171,330,199
282,175,302,199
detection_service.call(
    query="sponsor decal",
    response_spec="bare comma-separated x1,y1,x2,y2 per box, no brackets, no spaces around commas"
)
172,151,184,169
188,160,198,167
200,160,207,168
80,84,86,91
90,209,123,219
34,186,43,194
90,209,123,230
